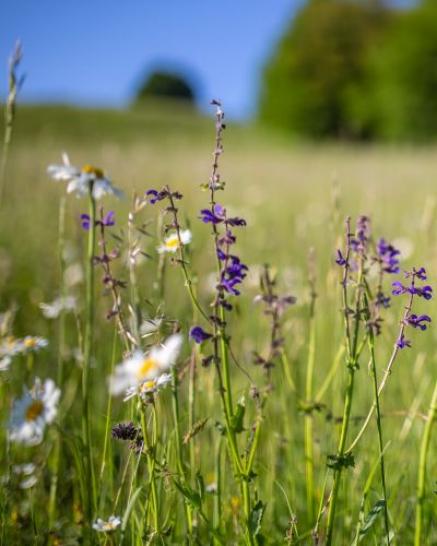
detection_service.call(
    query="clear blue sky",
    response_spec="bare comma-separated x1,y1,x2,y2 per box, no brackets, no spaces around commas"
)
0,1,413,119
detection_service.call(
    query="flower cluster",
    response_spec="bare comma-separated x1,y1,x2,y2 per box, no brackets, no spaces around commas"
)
93,516,121,533
0,336,48,371
112,421,143,452
392,267,432,349
109,334,182,400
201,204,248,305
377,238,400,274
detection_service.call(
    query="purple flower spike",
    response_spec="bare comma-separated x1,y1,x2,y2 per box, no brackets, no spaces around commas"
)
335,249,347,267
396,334,412,349
377,238,400,274
415,267,427,281
190,326,213,344
406,314,432,331
80,213,91,230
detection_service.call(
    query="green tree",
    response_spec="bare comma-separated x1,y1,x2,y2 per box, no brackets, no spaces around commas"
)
135,70,195,104
259,0,389,139
371,0,437,141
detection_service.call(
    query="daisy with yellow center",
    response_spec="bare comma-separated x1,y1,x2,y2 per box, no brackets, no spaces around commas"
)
47,153,122,199
157,229,192,254
9,378,60,446
109,334,182,398
92,515,121,532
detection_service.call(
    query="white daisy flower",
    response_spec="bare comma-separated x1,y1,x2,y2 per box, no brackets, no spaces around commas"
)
109,334,182,397
48,154,122,200
19,336,49,353
157,230,192,254
92,515,121,532
9,378,60,446
124,372,172,401
40,296,76,319
0,336,24,358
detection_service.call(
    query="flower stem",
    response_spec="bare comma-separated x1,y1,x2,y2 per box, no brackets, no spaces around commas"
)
82,188,97,520
414,377,437,546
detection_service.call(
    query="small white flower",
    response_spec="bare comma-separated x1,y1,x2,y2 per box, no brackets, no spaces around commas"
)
13,463,36,476
93,515,121,532
140,318,162,337
124,372,172,401
19,475,38,489
157,230,192,254
40,296,76,319
9,378,60,446
48,154,123,200
19,336,49,353
109,334,182,397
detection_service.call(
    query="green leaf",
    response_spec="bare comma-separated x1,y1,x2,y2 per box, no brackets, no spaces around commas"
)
231,396,246,434
174,480,202,510
359,499,386,537
249,499,265,537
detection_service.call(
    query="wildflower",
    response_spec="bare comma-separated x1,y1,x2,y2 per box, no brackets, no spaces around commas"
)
40,296,76,319
20,336,49,353
335,249,347,267
92,516,121,532
375,291,391,309
200,204,225,224
350,215,370,254
189,326,213,344
377,238,400,274
109,334,182,397
47,154,122,199
396,334,412,349
124,373,172,401
157,229,192,254
13,463,38,489
406,314,431,331
9,378,60,446
0,356,11,371
111,422,139,441
81,210,115,231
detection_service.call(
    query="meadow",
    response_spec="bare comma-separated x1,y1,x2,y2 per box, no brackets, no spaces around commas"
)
0,101,436,545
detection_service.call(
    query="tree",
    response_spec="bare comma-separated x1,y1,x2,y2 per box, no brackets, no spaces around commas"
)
259,0,390,139
135,70,195,104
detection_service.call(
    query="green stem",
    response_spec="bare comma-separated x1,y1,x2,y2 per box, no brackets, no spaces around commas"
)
304,309,316,524
48,197,66,528
368,329,390,544
82,188,97,520
414,378,437,546
171,368,193,535
140,404,159,534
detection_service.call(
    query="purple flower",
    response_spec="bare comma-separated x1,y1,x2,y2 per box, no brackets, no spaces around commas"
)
101,210,115,227
189,326,213,344
351,215,370,253
392,281,408,296
375,291,391,309
415,267,427,280
146,189,167,204
406,314,432,331
199,204,225,224
335,249,347,266
80,214,91,230
396,334,412,349
413,285,433,300
377,238,400,274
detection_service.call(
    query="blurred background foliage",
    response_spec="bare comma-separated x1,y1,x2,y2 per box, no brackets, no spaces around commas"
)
259,0,437,142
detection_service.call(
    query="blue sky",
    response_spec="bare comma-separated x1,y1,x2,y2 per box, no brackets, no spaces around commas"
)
0,1,413,119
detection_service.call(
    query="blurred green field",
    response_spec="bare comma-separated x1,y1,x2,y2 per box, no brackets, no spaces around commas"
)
1,103,436,544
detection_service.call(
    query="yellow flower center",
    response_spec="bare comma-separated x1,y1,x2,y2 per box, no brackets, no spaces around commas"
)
137,357,158,379
230,496,241,511
25,400,44,421
81,164,104,178
24,338,37,348
164,235,180,250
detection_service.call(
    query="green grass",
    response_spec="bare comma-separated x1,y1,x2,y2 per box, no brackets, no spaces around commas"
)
0,102,436,544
